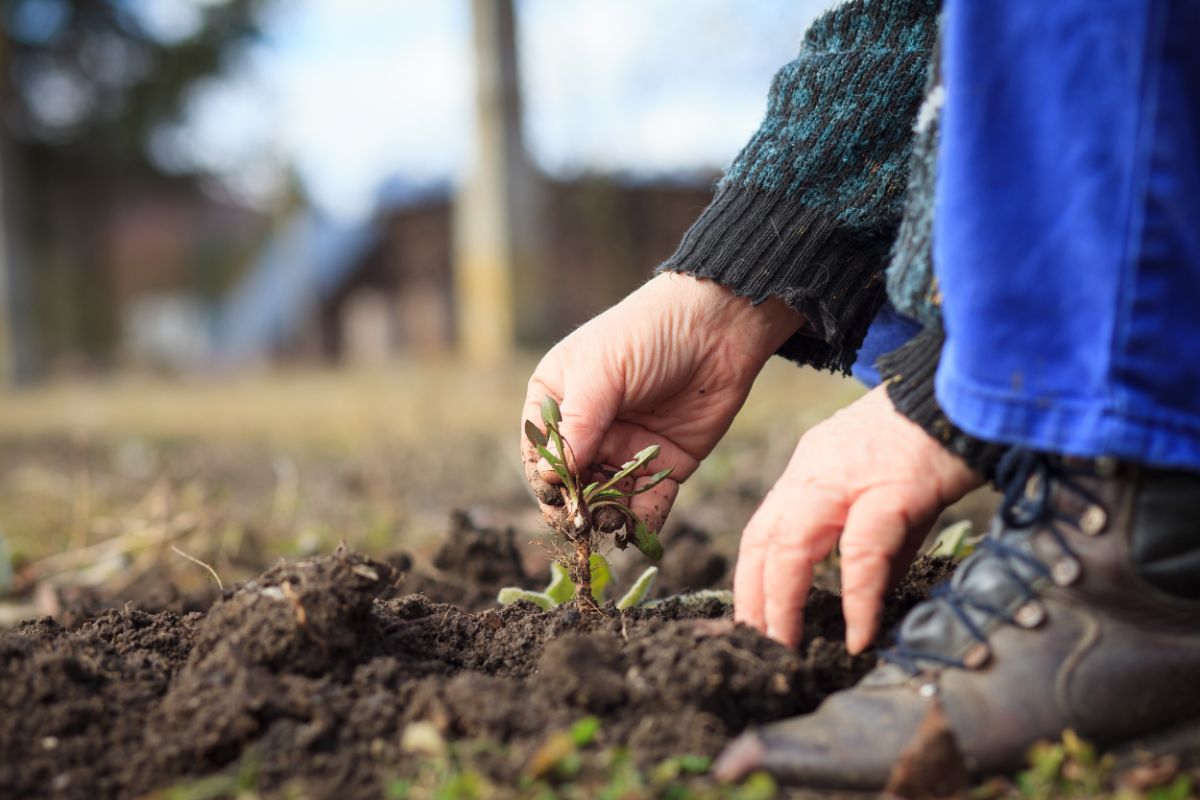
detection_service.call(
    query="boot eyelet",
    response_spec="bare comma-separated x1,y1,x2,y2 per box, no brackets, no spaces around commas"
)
1095,456,1118,477
1079,505,1107,536
1014,600,1046,629
962,642,991,669
1051,557,1081,586
918,682,939,698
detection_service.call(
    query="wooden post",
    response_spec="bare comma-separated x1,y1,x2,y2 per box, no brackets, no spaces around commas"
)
0,173,13,386
454,0,543,364
0,37,27,386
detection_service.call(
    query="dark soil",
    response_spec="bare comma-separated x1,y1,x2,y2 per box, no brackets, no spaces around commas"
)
0,532,952,799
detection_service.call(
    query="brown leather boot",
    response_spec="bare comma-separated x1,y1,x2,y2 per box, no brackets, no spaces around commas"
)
715,450,1200,789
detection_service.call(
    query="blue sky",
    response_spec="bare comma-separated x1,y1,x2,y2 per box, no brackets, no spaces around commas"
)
157,0,835,219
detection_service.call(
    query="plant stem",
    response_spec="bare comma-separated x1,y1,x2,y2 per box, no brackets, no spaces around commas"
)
573,535,595,613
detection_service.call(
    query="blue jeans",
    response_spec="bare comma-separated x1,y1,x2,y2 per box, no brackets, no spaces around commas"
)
932,0,1200,469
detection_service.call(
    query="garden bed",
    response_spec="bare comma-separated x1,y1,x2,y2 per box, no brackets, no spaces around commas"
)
0,518,951,799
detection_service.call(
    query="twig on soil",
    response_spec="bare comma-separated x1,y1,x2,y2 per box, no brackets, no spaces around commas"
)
170,545,225,592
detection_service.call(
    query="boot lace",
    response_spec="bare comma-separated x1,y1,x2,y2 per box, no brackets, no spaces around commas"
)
879,449,1101,674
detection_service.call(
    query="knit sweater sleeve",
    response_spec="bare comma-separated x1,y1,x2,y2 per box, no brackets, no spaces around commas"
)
657,0,936,373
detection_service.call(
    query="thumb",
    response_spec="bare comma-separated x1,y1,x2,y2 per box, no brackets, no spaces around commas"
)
553,374,620,477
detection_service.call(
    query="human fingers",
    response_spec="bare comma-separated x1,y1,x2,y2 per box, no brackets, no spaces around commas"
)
629,475,679,535
761,482,846,648
837,487,917,655
553,371,621,480
733,489,778,634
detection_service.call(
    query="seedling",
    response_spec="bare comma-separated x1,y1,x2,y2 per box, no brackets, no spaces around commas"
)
927,520,980,560
498,560,658,611
526,396,672,612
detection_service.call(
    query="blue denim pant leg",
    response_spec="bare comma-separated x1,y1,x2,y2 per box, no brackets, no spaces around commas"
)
935,0,1200,469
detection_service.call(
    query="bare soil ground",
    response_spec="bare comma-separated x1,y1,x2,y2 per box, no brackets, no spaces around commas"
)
0,520,953,799
0,366,1013,798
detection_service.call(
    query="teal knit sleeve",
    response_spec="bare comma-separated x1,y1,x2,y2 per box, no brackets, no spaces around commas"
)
658,0,936,373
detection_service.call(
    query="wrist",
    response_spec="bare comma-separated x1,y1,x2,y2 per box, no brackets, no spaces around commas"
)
651,272,805,360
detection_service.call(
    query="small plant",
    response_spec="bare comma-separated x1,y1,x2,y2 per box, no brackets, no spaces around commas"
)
526,396,672,612
1016,729,1112,800
927,520,980,560
498,560,658,611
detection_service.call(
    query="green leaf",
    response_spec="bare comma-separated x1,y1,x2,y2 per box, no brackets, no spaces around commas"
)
616,566,658,610
927,520,977,560
582,481,599,499
535,444,562,466
540,395,562,426
543,424,575,495
632,519,663,561
629,467,674,495
569,716,601,747
524,420,547,448
590,488,627,501
535,444,573,488
544,563,574,605
629,443,660,466
595,444,661,494
497,588,555,610
652,753,712,784
589,553,612,602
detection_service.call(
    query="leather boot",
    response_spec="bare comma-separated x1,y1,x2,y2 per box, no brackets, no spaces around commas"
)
715,450,1200,789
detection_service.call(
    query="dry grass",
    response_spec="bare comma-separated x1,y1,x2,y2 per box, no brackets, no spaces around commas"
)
0,356,859,450
0,357,993,610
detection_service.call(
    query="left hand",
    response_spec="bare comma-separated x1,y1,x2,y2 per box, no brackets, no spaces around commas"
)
733,384,983,652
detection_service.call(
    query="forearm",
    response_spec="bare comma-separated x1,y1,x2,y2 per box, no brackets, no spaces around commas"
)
660,0,938,374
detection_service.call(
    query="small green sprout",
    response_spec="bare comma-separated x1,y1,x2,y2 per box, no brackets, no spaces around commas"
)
1017,729,1112,800
615,564,657,610
527,395,672,611
498,560,658,611
927,520,980,560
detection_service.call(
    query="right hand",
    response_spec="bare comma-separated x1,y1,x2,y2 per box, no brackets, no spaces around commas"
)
521,272,804,533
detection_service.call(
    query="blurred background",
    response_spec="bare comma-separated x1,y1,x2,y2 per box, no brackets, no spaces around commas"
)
0,0,991,622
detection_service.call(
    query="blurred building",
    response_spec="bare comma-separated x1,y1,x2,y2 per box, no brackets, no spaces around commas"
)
214,171,715,366
110,177,267,370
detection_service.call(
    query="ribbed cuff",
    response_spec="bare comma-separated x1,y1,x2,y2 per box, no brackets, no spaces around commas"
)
658,183,895,374
879,327,1008,479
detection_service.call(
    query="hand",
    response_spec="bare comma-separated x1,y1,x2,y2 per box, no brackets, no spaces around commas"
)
522,272,803,533
734,384,983,652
